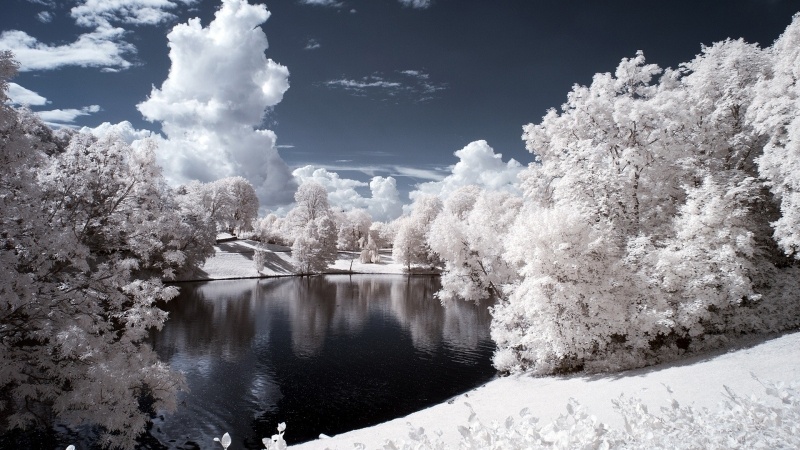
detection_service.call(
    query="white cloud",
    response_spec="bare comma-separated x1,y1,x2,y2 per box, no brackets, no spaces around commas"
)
81,121,155,144
7,82,48,106
0,26,134,72
322,70,446,101
410,140,522,201
298,0,344,6
292,161,447,182
70,0,197,27
292,165,404,221
398,0,432,8
37,104,101,126
137,0,296,208
304,38,321,50
36,11,54,23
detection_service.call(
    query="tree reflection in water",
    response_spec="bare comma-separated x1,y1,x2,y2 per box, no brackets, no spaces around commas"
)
148,275,495,449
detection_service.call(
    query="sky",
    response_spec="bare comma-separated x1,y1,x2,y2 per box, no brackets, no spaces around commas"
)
1,0,798,218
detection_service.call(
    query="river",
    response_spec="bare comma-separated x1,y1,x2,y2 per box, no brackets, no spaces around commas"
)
144,275,496,449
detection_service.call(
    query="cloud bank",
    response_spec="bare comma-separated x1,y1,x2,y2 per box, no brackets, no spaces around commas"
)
293,165,404,221
410,140,522,201
137,0,296,208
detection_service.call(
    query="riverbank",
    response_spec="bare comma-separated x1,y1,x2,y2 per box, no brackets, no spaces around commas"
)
291,330,800,449
177,238,432,281
179,240,800,448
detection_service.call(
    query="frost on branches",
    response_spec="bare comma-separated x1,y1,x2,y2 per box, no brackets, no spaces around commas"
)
0,52,212,448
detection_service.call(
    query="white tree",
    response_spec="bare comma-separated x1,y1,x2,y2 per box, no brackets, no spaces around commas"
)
337,208,372,270
750,14,800,259
0,51,213,448
288,181,337,274
392,194,442,271
183,176,259,235
428,187,522,303
493,33,799,374
292,215,338,274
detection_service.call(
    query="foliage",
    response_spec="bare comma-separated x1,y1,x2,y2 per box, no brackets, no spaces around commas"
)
392,195,442,271
178,176,259,235
0,52,211,449
428,187,522,303
467,19,800,374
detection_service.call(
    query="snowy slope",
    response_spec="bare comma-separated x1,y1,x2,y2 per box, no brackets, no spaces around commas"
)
291,331,800,449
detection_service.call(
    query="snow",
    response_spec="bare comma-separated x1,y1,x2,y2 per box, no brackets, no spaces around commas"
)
290,331,800,449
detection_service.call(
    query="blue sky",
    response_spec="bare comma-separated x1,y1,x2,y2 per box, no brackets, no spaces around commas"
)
2,0,797,216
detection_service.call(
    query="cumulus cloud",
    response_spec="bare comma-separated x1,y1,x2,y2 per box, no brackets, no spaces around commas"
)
37,104,101,126
7,82,48,106
81,121,155,144
323,70,446,102
0,26,134,72
398,0,432,8
293,165,404,221
410,140,522,201
137,0,296,208
71,0,197,27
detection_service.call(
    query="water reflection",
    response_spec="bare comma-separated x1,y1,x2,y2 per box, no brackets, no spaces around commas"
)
148,275,495,449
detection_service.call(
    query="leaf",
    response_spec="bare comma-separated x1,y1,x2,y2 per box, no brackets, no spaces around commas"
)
220,432,231,449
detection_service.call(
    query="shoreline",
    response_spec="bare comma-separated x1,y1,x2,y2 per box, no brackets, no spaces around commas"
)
172,239,800,449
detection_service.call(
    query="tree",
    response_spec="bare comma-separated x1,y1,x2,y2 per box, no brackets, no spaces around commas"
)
182,176,259,235
428,187,522,303
0,52,212,448
292,215,338,274
392,194,442,271
337,208,372,271
492,33,799,374
287,181,337,274
750,14,800,259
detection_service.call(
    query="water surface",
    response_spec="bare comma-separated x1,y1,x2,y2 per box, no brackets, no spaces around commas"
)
147,275,495,449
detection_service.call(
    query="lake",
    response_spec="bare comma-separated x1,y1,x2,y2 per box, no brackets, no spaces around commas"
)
144,275,496,449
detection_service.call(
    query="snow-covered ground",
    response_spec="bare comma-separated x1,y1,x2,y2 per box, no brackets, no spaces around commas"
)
291,331,800,449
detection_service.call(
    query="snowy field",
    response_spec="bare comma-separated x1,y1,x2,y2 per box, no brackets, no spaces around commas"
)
291,331,800,449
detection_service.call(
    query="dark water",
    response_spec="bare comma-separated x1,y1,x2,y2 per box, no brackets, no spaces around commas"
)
144,275,496,449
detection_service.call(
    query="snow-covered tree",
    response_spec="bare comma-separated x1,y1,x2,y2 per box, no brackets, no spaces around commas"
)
0,52,212,448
